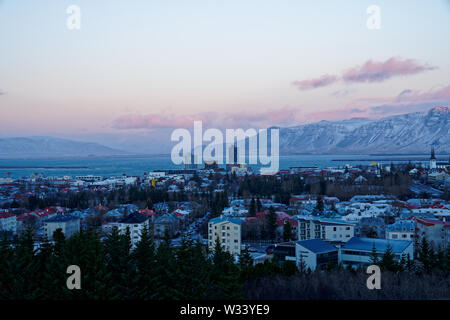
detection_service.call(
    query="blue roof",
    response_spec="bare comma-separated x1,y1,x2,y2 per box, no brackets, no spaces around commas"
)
296,239,337,254
209,216,242,225
45,214,79,223
318,218,355,225
343,237,412,254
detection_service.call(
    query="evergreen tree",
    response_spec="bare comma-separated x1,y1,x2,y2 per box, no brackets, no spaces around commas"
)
210,239,243,299
417,237,435,273
249,197,256,217
104,227,135,299
282,222,292,242
369,243,379,265
266,206,277,241
380,244,398,272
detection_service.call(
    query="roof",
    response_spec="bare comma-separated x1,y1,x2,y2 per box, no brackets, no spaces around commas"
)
343,237,412,253
416,218,450,228
296,239,337,254
209,216,242,225
45,214,79,223
119,212,149,224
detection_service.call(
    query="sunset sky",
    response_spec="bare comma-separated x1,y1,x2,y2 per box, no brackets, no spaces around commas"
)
0,0,449,152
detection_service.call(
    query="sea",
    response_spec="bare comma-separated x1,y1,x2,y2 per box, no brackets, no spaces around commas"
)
0,154,446,179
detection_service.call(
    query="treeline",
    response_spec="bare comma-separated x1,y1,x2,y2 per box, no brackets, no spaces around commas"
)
0,227,253,300
1,227,449,300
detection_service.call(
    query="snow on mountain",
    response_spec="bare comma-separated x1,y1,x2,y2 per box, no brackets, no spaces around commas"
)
278,106,450,154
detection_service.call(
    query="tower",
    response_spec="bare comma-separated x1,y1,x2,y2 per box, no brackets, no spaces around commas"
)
429,147,437,170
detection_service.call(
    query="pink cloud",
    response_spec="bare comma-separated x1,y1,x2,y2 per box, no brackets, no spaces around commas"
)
292,74,338,90
342,57,436,83
112,106,302,130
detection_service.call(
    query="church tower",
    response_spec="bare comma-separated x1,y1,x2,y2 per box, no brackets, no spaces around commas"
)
430,147,437,170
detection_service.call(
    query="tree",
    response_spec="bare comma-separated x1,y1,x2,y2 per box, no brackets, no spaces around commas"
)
282,222,292,242
417,237,435,273
104,227,135,299
369,243,379,265
266,206,278,241
210,238,243,299
380,244,398,272
315,195,324,213
249,197,256,217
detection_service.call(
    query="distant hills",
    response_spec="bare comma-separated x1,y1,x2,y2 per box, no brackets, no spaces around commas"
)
0,136,127,158
278,106,450,154
1,107,449,158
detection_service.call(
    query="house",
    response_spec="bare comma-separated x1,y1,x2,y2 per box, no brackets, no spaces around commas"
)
44,214,80,239
118,212,150,247
153,213,179,238
208,215,242,256
415,218,450,250
296,239,338,271
340,237,414,269
386,220,415,241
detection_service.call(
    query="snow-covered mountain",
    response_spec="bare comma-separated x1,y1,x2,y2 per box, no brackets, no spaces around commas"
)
278,106,450,154
0,136,127,158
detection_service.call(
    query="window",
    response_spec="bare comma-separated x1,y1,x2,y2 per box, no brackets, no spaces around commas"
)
333,227,337,231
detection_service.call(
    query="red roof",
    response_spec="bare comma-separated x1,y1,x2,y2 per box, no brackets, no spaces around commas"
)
0,212,15,219
416,218,450,228
139,208,156,216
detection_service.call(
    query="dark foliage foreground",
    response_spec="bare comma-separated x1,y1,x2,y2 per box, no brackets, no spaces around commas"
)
0,228,449,300
245,270,450,300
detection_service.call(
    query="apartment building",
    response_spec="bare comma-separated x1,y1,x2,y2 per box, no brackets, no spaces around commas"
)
208,215,242,256
0,212,17,234
296,217,355,244
118,212,150,247
415,218,450,250
386,220,415,241
44,214,80,239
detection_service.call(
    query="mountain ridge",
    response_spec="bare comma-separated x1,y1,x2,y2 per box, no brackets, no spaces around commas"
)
278,106,449,154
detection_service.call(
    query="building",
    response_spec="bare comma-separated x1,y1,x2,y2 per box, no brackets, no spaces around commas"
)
340,237,414,269
272,242,296,263
415,218,450,250
386,220,415,241
153,213,179,238
430,147,437,170
118,212,150,247
296,217,355,244
208,215,242,256
296,239,339,271
44,214,80,239
0,212,17,234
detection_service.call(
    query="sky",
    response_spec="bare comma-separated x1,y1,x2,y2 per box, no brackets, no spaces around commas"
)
0,0,449,152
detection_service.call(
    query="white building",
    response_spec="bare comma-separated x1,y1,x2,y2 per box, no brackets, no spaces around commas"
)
296,239,338,271
0,212,17,234
296,217,355,243
44,214,80,239
118,212,150,247
386,220,415,241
